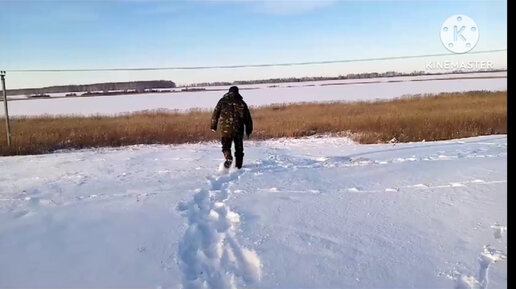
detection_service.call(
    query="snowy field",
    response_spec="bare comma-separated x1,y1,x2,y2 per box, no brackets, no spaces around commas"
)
0,135,507,288
6,72,507,117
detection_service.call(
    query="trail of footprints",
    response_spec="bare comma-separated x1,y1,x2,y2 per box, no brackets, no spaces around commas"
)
176,166,262,289
344,179,507,194
323,150,507,168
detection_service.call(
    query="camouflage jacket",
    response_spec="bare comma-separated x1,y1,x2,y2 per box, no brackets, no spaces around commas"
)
211,92,253,138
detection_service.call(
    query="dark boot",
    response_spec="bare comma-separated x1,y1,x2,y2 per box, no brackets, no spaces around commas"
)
223,150,233,168
235,153,244,169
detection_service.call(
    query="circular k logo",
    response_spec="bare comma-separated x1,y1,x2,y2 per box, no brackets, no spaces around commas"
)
440,15,479,54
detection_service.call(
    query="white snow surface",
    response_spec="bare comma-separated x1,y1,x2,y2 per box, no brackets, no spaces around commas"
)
6,72,507,117
0,135,507,288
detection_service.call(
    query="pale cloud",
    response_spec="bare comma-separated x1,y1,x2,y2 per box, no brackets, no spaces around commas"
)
6,2,100,22
253,0,338,15
134,4,179,15
187,0,338,15
55,5,100,21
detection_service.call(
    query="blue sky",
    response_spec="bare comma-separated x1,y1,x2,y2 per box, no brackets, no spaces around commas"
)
0,0,507,88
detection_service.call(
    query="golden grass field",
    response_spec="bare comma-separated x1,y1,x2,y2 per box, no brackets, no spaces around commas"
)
0,91,506,156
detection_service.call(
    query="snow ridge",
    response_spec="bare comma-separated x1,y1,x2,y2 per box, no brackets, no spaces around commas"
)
176,166,262,289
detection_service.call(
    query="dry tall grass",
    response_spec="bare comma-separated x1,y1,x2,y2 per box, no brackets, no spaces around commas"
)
0,91,506,156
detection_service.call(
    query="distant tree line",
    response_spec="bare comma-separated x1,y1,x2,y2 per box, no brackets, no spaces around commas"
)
182,69,505,87
7,68,505,96
8,80,176,96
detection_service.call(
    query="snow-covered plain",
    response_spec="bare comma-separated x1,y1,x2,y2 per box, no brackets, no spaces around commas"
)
0,135,507,288
6,72,507,117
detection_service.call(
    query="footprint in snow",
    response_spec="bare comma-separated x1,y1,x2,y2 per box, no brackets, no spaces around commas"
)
450,182,467,187
490,223,507,240
12,210,31,219
408,184,429,189
451,226,507,289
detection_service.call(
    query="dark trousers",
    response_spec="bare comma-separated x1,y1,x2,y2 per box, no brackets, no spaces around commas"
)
221,135,244,160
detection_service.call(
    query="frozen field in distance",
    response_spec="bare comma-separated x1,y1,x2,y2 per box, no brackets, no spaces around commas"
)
5,72,507,117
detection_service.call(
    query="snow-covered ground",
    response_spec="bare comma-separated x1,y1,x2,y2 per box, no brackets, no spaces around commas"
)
0,135,507,288
6,72,507,117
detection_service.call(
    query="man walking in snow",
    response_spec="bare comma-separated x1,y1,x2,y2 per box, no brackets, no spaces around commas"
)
211,86,253,169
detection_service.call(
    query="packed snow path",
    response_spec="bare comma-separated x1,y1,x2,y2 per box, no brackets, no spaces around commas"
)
0,135,507,288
